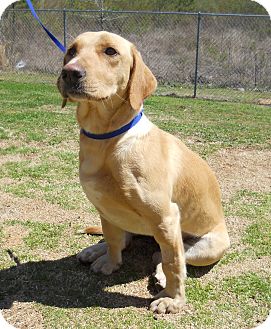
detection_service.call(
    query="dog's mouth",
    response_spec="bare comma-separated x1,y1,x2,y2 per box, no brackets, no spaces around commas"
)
66,86,88,99
58,75,110,103
67,88,109,102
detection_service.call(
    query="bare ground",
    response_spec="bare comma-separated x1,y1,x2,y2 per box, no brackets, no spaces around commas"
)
1,302,44,329
2,225,30,249
0,191,99,227
208,148,271,201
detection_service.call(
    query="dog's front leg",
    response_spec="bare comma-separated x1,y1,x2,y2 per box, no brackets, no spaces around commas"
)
90,217,128,275
150,203,186,314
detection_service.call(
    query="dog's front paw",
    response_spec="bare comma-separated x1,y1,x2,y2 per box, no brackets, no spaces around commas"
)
150,290,185,314
91,254,121,275
77,242,107,264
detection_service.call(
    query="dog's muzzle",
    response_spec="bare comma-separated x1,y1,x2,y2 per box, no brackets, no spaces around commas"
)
60,63,86,95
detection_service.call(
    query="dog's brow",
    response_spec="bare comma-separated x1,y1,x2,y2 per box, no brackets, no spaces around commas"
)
96,42,121,55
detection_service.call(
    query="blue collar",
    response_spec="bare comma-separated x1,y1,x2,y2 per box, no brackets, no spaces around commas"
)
81,110,144,140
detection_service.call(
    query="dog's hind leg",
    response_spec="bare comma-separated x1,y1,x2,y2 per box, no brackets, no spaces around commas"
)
152,251,166,289
153,224,230,287
184,224,230,267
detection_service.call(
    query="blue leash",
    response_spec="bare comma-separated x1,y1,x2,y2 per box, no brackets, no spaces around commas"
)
25,0,66,53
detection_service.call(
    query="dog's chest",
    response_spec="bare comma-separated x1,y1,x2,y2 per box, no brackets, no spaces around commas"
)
80,170,152,236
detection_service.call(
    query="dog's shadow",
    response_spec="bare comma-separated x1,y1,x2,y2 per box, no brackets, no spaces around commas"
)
0,236,215,310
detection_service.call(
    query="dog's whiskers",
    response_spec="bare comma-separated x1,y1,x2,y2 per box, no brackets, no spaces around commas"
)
115,93,129,104
109,96,114,110
101,98,107,112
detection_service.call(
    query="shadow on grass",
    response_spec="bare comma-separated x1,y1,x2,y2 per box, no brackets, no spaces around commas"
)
0,236,215,310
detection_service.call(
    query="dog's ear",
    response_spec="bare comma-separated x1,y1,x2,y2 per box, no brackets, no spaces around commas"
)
57,75,70,109
129,46,157,111
57,52,72,109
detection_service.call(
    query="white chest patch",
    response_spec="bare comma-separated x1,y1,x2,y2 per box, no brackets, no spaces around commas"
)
115,113,153,159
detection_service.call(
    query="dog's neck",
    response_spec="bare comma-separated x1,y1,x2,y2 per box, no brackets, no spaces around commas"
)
76,94,139,136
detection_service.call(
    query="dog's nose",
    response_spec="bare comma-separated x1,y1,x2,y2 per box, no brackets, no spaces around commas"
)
61,63,86,84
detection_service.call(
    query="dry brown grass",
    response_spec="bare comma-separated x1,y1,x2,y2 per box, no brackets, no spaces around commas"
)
208,149,271,201
0,191,99,226
2,302,44,329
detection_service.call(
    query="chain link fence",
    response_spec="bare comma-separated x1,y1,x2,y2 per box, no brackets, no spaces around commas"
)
0,9,271,104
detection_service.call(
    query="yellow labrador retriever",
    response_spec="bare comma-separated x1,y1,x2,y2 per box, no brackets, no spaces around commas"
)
57,31,230,314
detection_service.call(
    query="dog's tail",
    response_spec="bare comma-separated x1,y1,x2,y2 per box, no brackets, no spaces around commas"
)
77,226,103,235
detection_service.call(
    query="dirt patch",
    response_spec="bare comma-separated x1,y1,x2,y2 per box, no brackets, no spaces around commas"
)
0,154,23,165
0,139,45,151
2,302,44,329
0,191,100,227
0,140,20,149
208,149,271,201
0,177,17,185
199,256,271,285
2,224,29,249
225,216,250,251
54,139,79,153
105,277,152,300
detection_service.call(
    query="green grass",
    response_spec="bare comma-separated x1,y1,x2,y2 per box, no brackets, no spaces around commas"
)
4,220,66,251
144,96,270,157
225,190,271,221
2,72,271,104
223,273,271,303
157,83,271,104
0,80,270,328
243,222,271,257
1,80,270,153
0,145,39,155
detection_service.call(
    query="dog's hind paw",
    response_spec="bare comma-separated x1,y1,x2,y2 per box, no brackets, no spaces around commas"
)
77,242,107,264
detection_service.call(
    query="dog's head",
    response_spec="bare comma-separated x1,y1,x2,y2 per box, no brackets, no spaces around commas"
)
57,31,157,111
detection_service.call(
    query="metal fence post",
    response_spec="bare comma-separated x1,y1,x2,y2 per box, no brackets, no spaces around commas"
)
193,12,202,98
63,8,67,50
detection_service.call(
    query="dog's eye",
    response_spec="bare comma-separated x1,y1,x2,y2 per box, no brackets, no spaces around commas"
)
67,47,76,57
104,47,118,56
